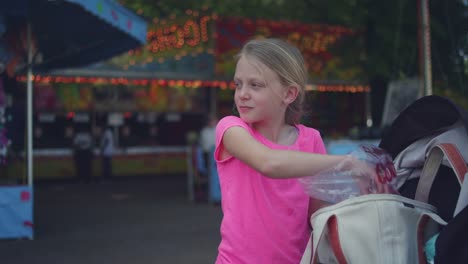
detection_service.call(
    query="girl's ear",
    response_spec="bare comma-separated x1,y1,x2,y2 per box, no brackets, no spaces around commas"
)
283,85,299,104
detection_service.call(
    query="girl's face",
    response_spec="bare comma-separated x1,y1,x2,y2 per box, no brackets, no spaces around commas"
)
233,56,288,125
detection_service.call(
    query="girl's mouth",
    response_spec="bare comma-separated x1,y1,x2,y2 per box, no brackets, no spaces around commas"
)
237,106,252,113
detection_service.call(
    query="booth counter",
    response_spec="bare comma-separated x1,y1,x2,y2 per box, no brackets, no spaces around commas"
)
325,138,381,155
4,146,189,180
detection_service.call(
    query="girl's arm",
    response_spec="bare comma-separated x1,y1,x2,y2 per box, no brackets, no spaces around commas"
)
222,126,346,179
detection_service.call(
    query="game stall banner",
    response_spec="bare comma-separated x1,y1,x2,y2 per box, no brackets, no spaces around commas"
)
33,82,203,113
215,17,365,81
99,11,216,76
34,84,93,111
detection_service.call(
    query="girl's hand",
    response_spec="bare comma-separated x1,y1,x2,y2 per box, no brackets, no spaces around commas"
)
339,152,399,195
299,145,399,204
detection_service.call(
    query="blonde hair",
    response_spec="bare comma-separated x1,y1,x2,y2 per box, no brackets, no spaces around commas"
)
236,38,308,125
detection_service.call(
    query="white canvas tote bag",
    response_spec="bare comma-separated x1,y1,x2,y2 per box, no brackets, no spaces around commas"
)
300,143,467,264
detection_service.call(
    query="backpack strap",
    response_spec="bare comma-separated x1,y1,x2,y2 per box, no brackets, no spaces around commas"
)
307,214,348,264
454,172,468,216
308,198,313,224
415,143,467,203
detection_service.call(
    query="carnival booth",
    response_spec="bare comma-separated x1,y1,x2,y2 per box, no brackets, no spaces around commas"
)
29,12,371,143
0,0,147,239
17,12,372,204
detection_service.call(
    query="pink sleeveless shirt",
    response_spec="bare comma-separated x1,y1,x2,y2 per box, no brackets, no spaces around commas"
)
215,116,327,264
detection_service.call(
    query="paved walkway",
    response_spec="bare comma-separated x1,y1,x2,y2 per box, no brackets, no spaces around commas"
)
0,175,223,264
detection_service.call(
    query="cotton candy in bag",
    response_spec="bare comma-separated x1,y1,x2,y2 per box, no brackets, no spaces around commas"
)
299,145,398,204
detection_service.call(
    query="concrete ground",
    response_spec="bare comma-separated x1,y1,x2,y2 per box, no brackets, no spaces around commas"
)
0,175,223,264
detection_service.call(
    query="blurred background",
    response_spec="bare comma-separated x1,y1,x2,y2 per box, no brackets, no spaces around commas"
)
1,0,467,180
0,0,466,263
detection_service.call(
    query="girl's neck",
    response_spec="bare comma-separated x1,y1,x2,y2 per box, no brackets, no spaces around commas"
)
252,120,297,145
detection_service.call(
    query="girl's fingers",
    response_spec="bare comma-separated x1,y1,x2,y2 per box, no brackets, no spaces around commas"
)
383,184,390,194
357,178,371,194
375,179,384,193
351,158,399,195
386,184,400,195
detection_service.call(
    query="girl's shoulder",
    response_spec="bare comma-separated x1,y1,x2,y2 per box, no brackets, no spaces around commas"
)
218,115,244,124
296,124,323,140
295,124,326,152
216,116,250,133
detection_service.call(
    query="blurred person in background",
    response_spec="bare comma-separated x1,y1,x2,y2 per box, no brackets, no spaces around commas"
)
72,126,93,183
199,114,218,172
100,126,114,181
120,125,132,152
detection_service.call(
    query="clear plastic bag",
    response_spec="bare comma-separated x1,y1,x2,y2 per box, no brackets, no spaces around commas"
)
299,144,398,204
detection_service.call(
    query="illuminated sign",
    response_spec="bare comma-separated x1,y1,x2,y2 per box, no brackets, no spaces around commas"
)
146,16,211,53
103,11,216,74
215,18,364,80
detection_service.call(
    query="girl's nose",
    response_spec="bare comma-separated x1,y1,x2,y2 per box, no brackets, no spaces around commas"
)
238,87,249,100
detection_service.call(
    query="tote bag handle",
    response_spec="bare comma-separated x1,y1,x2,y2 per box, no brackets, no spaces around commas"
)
415,143,467,203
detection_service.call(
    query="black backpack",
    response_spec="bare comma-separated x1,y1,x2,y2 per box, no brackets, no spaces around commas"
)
379,95,468,264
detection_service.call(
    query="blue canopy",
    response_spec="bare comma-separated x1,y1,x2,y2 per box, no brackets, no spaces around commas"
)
1,0,147,71
0,0,147,240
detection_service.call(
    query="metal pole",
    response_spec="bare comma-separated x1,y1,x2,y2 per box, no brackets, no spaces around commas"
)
365,89,373,128
210,87,217,118
26,23,33,187
186,145,194,202
419,0,433,96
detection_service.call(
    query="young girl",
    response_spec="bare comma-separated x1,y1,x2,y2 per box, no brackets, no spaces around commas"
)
214,38,377,263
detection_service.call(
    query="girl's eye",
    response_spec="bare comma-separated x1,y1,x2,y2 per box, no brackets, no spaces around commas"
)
234,81,241,89
251,82,263,89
